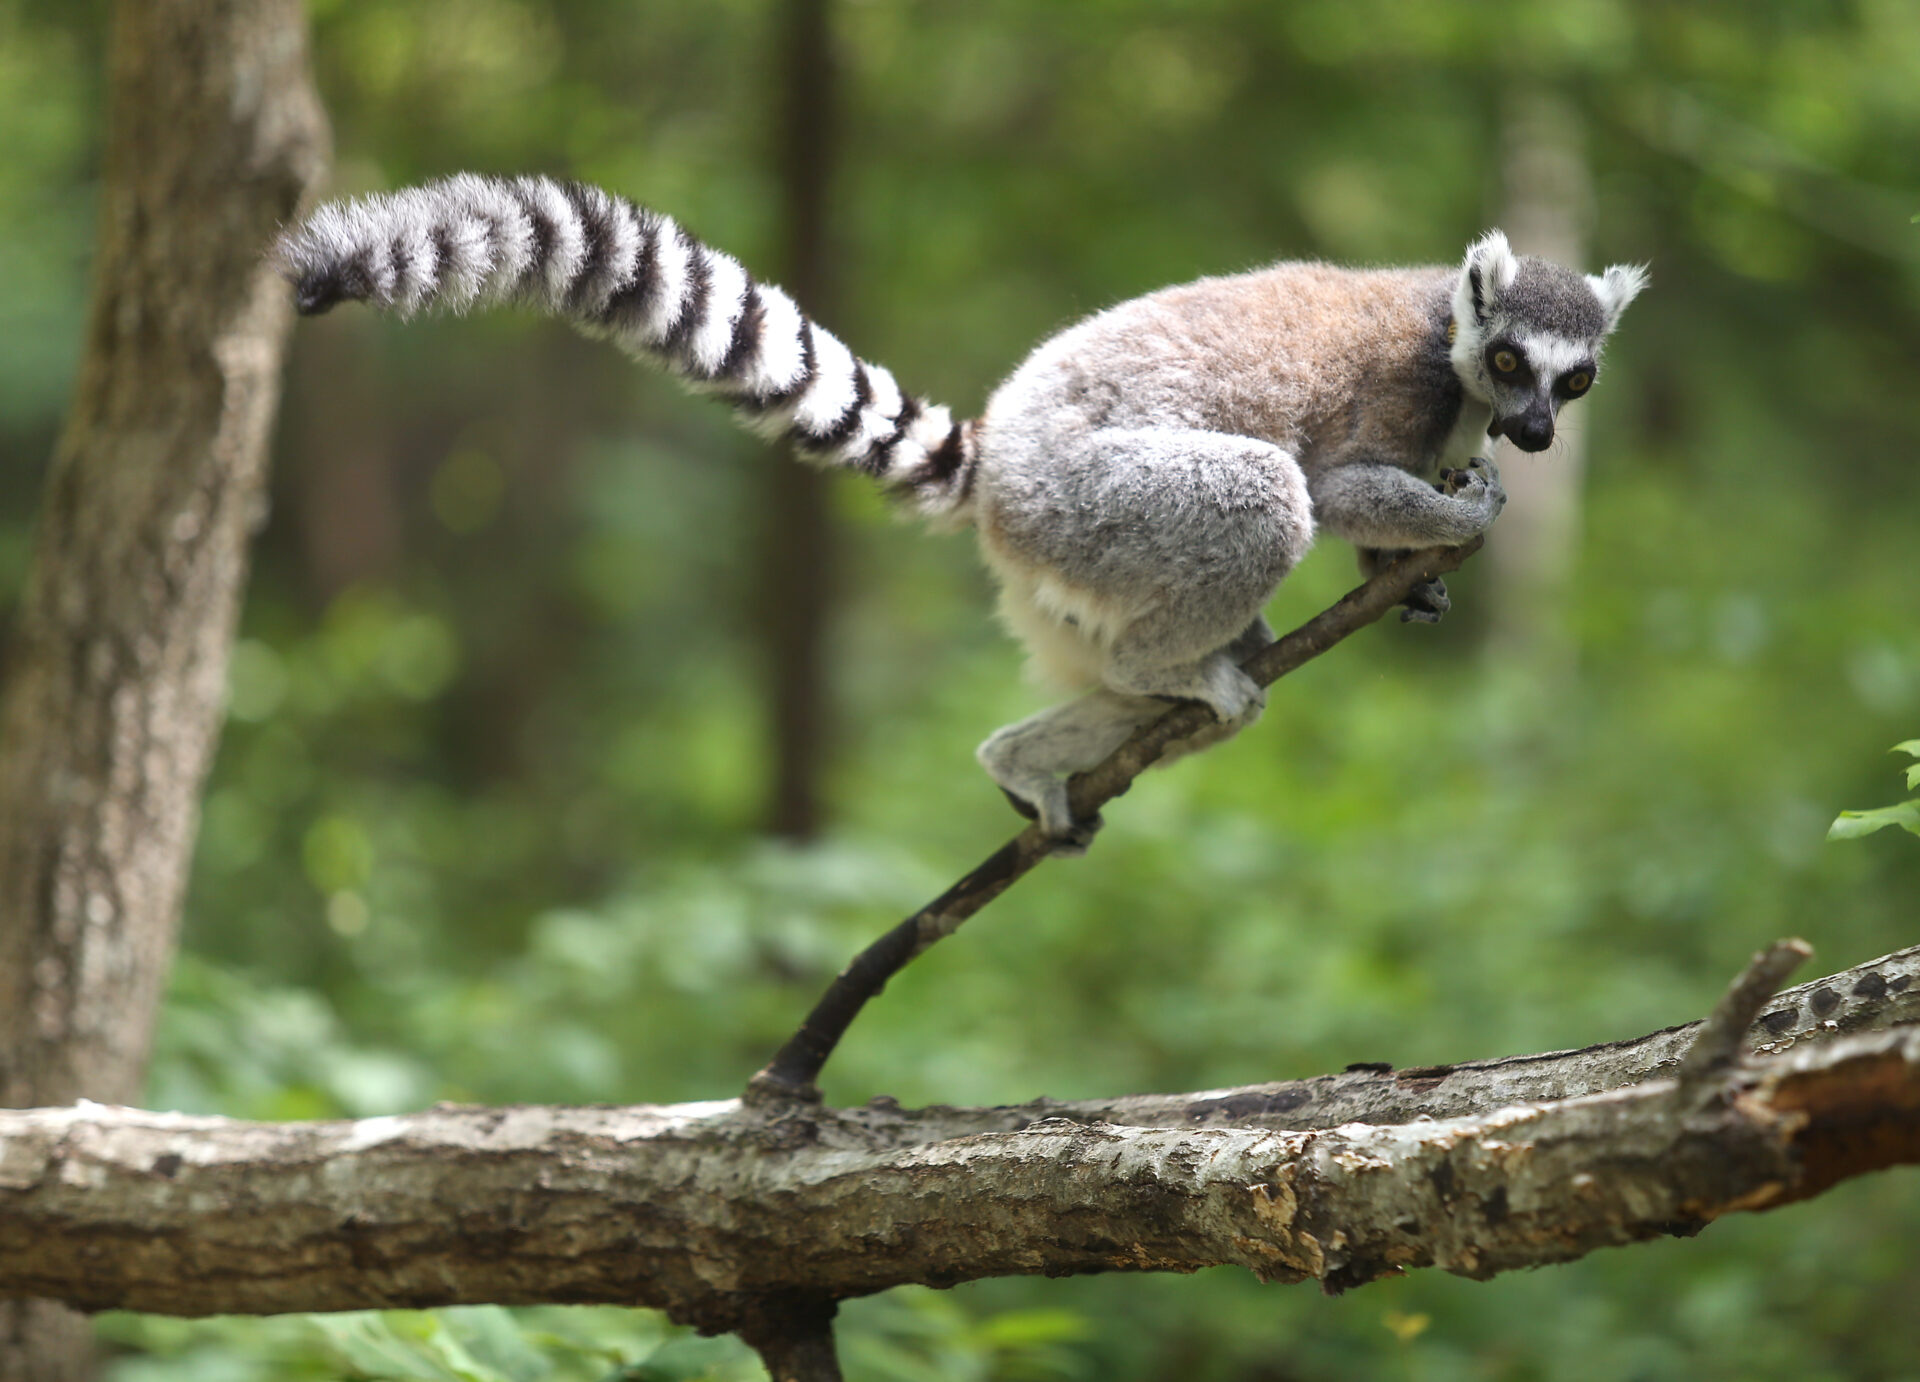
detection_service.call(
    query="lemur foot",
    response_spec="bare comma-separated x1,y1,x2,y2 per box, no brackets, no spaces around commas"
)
1399,577,1451,624
1181,661,1263,724
1000,786,1101,854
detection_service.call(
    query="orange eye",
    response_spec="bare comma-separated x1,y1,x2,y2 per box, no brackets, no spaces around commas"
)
1492,350,1519,374
1565,371,1592,394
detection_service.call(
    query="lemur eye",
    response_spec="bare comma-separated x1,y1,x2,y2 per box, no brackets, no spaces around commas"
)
1492,349,1520,374
1565,370,1592,394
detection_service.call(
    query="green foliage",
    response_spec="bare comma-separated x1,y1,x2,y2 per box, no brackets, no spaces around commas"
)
1828,740,1920,840
97,1306,755,1382
4,0,1920,1378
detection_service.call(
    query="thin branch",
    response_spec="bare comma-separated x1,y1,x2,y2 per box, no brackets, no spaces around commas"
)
910,941,1920,1140
746,540,1485,1104
1677,937,1814,1093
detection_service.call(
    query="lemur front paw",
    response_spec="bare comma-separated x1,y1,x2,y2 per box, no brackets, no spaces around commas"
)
1438,456,1507,533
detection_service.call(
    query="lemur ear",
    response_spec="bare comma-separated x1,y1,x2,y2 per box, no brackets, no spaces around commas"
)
1454,230,1519,327
1587,263,1649,332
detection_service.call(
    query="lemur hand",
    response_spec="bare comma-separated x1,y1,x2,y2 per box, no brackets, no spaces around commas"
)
1437,456,1506,535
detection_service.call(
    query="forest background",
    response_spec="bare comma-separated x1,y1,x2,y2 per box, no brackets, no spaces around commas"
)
3,0,1919,1378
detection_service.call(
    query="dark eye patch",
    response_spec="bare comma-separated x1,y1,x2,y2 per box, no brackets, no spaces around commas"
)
1484,341,1532,383
1556,364,1598,397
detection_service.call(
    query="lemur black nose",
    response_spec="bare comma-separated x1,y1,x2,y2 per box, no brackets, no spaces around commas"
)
1509,417,1554,452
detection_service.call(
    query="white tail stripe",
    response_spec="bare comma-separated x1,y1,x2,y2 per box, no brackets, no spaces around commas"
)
747,285,808,396
642,218,692,344
438,197,495,308
593,193,645,314
792,329,859,436
865,362,904,425
458,178,535,299
509,177,586,307
690,251,750,376
838,398,898,464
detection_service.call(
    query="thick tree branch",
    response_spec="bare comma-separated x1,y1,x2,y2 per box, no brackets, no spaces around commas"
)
3,943,1913,1333
748,541,1484,1104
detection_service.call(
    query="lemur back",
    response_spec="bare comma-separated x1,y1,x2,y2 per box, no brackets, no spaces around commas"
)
279,177,1644,850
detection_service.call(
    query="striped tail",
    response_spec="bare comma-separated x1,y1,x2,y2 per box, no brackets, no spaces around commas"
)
274,174,977,518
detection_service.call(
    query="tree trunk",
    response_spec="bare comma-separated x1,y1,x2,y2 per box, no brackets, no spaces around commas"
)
0,0,328,1374
758,0,840,840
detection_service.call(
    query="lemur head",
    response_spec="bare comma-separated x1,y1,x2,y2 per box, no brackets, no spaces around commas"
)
1449,230,1646,453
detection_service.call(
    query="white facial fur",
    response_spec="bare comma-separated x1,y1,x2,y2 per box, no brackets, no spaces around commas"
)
1448,230,1645,443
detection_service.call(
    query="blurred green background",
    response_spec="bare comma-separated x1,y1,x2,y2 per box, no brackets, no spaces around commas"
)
5,0,1920,1377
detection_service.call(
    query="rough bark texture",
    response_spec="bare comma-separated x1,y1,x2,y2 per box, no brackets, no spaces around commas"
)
2,946,1913,1337
0,0,328,1374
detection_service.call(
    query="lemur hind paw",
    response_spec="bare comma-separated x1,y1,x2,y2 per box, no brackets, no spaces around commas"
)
1000,786,1102,855
1042,813,1103,857
1399,577,1451,624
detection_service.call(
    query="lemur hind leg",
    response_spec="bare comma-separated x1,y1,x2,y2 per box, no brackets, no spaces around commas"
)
977,689,1166,852
975,427,1313,847
979,613,1275,848
1156,615,1274,764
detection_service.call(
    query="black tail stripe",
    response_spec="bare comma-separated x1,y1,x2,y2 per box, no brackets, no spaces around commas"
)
816,362,873,449
344,248,376,305
925,421,965,480
864,434,902,476
427,225,457,294
660,228,711,362
715,282,766,383
634,212,663,316
518,196,558,297
860,396,922,476
598,207,660,328
562,183,614,311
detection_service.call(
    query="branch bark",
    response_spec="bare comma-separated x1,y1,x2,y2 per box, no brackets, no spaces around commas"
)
748,540,1485,1104
3,944,1912,1336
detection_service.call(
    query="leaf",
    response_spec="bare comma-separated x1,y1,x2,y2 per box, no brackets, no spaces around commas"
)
1828,801,1920,840
306,1314,466,1381
972,1309,1092,1349
1891,740,1920,757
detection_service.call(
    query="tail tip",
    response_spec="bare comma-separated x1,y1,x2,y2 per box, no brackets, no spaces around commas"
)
293,275,343,316
285,261,375,317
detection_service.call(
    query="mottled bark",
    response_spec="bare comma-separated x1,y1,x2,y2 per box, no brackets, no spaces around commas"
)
0,0,328,1375
1,946,1913,1335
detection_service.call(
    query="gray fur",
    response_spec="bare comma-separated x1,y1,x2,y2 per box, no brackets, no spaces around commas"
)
277,180,1645,849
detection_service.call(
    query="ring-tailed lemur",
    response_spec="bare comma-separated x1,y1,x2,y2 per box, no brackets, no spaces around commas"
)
277,175,1644,850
